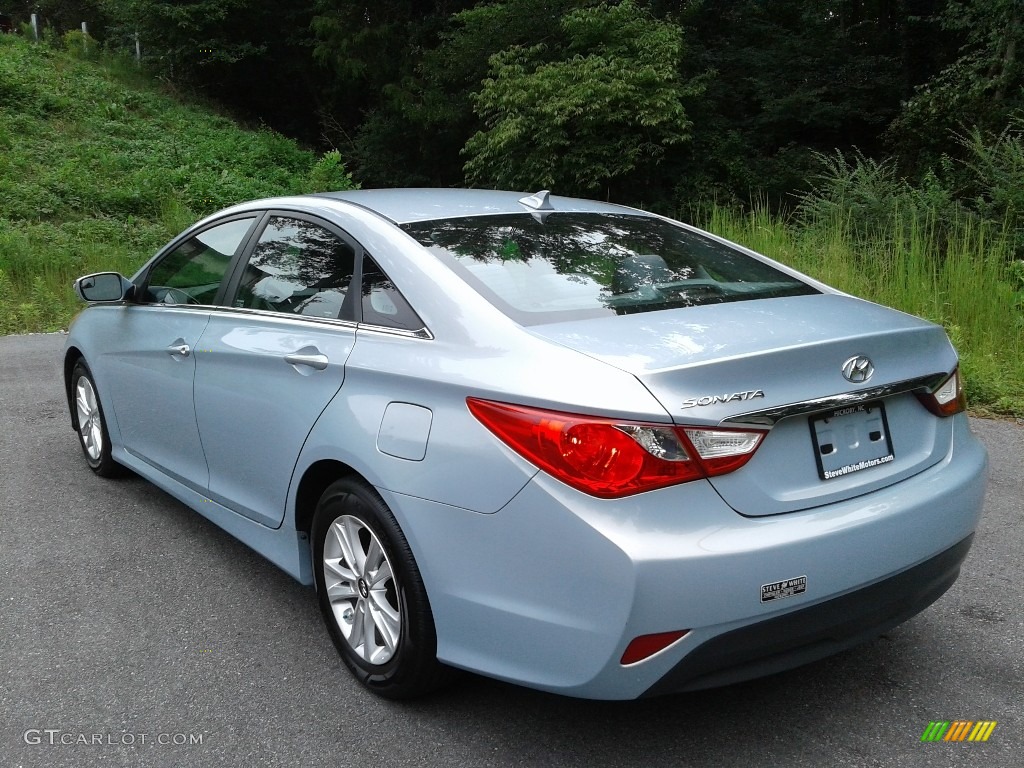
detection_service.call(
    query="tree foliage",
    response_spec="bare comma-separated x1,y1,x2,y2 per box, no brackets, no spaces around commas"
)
889,0,1024,173
9,0,1024,226
461,1,702,195
665,0,929,209
98,0,261,72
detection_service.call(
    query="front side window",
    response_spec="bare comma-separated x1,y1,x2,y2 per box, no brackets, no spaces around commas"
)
231,216,356,320
143,217,256,305
402,213,818,325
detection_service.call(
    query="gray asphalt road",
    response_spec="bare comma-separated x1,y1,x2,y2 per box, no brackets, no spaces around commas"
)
1,332,1021,768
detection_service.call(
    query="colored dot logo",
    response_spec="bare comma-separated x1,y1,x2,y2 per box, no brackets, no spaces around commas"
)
920,721,997,742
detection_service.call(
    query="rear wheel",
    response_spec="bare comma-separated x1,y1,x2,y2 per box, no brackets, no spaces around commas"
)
312,477,452,699
70,361,123,478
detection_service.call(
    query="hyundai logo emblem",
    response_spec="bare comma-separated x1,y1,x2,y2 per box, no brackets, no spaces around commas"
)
842,355,874,383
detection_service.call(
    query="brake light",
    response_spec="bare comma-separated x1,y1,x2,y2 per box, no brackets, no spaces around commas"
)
916,368,966,417
466,398,766,498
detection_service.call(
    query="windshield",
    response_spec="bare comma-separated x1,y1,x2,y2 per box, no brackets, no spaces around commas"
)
402,213,818,325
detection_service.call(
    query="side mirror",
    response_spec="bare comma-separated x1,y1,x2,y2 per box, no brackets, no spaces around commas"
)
75,272,135,302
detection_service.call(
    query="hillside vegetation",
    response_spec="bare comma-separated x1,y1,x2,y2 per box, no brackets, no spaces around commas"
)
0,34,1021,417
0,34,354,333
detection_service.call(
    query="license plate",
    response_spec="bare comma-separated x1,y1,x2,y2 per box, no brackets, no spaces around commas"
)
809,401,894,481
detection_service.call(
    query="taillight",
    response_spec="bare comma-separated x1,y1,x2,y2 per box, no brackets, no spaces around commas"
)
916,367,966,417
466,398,766,498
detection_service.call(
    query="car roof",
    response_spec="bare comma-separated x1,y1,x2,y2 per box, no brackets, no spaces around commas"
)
314,188,644,224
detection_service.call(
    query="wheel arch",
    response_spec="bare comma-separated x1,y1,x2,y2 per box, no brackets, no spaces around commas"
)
293,459,359,538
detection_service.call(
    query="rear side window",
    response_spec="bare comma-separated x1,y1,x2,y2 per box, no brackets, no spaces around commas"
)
402,213,817,325
231,216,356,320
360,254,424,332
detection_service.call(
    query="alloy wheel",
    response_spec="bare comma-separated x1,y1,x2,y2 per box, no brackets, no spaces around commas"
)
322,514,402,665
75,375,103,462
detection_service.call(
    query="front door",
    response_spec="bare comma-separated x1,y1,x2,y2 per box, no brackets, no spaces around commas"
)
104,216,258,489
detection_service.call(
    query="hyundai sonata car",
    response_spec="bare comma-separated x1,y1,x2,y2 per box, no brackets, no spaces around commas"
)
63,188,987,699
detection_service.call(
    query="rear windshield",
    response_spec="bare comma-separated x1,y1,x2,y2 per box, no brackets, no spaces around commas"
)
402,213,817,325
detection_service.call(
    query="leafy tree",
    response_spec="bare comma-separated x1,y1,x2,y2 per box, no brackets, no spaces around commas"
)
98,0,263,75
462,1,703,196
311,1,474,172
668,0,917,211
889,0,1024,174
347,0,582,187
333,0,939,207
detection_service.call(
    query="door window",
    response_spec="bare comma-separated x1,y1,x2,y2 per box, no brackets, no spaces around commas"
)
232,216,357,320
143,217,256,305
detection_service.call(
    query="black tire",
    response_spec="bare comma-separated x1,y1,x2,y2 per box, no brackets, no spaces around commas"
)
70,361,123,478
312,477,453,699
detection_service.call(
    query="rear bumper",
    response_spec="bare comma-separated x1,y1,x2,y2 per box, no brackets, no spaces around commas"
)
385,414,987,700
643,534,973,696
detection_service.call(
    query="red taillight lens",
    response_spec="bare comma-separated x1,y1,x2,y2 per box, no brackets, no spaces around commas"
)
467,398,766,498
916,368,966,417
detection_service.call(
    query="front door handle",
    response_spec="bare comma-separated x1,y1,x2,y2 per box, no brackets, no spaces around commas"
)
284,352,329,371
167,342,191,358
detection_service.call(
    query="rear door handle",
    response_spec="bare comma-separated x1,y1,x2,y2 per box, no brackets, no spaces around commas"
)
284,352,329,371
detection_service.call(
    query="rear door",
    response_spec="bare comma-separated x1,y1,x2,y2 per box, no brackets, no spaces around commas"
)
192,213,358,527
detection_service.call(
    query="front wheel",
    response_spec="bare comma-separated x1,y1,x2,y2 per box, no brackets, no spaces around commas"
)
312,477,453,699
70,361,123,478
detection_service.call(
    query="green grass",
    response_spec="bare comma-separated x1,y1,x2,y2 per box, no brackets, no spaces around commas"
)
704,205,1024,417
0,34,354,334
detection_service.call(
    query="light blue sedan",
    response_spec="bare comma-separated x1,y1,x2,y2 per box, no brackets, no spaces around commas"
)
63,189,988,699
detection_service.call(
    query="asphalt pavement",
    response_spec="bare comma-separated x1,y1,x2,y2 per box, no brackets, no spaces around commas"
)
1,332,1021,768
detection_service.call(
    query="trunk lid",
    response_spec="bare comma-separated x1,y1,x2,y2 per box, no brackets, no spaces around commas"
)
530,294,957,515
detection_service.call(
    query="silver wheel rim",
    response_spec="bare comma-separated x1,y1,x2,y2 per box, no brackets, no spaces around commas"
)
322,514,401,665
75,376,103,462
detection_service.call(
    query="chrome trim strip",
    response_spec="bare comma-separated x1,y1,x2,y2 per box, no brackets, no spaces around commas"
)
204,305,433,339
356,324,434,340
207,305,360,330
122,302,219,311
721,373,949,427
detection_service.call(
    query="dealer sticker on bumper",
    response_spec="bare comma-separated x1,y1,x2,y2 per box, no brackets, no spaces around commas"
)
761,575,807,603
